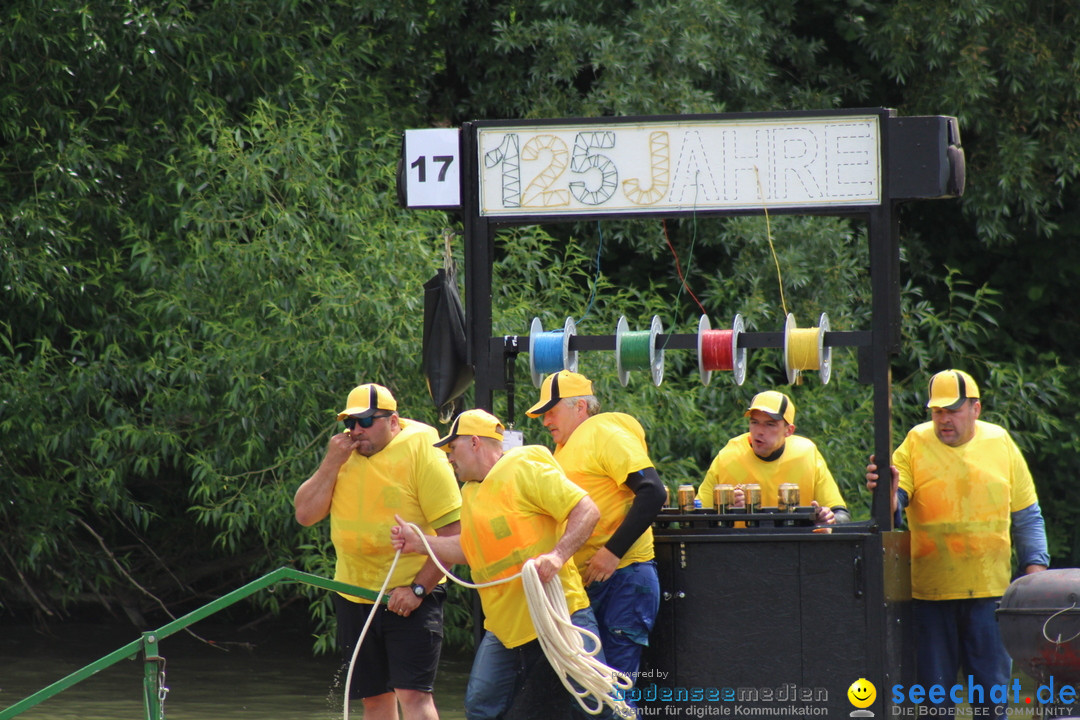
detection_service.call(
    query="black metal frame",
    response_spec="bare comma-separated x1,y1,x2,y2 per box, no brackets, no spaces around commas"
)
443,107,962,715
458,107,963,532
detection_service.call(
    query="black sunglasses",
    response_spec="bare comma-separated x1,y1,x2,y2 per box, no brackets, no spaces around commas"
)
344,413,391,430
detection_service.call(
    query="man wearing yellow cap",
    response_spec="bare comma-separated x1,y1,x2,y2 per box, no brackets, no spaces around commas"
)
293,383,462,720
696,390,848,525
526,370,666,681
867,369,1049,717
391,409,618,719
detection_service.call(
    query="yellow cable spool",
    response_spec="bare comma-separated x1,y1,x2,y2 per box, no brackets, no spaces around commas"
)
783,313,832,385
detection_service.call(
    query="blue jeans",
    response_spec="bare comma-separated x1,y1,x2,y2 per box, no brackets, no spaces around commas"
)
465,607,616,720
586,560,660,679
913,598,1012,716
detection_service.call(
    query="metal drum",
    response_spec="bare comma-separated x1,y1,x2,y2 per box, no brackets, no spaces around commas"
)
996,568,1080,684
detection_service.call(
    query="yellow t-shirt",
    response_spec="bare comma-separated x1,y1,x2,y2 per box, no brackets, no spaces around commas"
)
894,420,1039,600
553,412,656,572
330,419,461,603
460,445,590,649
696,433,845,510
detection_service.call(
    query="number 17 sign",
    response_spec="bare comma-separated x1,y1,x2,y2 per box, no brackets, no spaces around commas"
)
401,128,461,209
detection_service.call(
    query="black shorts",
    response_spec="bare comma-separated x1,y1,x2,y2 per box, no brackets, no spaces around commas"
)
334,586,446,699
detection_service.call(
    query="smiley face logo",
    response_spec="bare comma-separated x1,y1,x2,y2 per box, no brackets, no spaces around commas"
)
847,678,876,709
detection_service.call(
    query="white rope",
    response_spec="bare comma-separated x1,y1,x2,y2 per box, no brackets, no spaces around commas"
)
342,548,401,720
520,559,636,717
403,522,636,718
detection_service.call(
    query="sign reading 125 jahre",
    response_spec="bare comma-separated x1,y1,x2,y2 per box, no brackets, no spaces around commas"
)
476,114,881,218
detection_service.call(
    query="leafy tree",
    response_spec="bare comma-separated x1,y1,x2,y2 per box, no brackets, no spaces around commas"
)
0,0,453,627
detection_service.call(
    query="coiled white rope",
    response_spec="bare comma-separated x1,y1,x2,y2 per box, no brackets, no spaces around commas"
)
342,523,635,719
519,558,636,718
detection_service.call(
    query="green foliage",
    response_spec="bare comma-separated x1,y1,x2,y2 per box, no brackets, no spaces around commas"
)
445,0,868,118
843,0,1080,244
0,0,453,630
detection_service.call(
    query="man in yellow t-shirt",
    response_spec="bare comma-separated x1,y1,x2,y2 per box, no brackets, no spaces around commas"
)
392,409,616,719
527,370,666,680
294,383,461,720
866,369,1049,716
696,390,848,525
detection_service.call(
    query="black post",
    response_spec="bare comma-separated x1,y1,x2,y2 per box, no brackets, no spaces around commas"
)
460,122,497,413
868,112,902,532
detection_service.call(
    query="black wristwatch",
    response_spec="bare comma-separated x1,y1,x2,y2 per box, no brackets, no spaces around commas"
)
410,582,426,598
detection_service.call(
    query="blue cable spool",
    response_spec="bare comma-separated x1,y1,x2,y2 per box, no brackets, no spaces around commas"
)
528,316,578,387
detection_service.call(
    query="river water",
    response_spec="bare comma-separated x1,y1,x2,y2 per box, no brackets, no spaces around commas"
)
0,620,470,719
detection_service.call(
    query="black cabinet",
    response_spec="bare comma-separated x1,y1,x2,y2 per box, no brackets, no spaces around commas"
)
639,527,912,717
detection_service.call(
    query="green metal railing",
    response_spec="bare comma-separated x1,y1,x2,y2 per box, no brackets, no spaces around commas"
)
0,567,384,720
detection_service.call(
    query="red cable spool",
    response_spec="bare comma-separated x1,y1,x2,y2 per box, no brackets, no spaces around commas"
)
697,314,745,386
701,329,733,370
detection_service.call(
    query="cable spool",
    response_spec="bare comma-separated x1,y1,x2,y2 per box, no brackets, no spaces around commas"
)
614,315,665,387
528,317,579,387
783,313,831,385
697,314,747,386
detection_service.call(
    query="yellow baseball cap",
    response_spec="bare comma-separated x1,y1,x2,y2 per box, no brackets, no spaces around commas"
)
336,383,397,421
927,369,980,410
744,391,795,425
526,370,595,417
434,409,505,450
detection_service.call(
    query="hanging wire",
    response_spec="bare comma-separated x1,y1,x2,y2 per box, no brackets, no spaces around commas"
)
575,222,606,326
753,166,788,318
660,170,707,356
663,219,706,317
